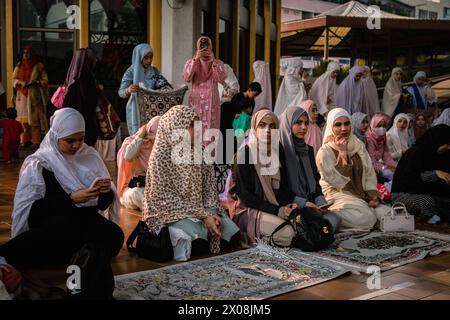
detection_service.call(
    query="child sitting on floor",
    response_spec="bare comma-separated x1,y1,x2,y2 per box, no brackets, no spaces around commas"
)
0,108,24,163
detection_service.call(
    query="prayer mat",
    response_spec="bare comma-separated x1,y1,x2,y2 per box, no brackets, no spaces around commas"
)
113,245,348,300
137,85,188,126
299,230,450,274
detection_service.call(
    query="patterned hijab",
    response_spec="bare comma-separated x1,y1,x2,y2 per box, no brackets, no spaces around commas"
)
143,105,218,232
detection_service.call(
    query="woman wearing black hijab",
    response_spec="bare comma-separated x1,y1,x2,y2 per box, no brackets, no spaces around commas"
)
62,48,99,146
392,124,450,224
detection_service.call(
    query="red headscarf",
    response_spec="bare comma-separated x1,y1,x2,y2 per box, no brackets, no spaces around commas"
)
16,46,38,97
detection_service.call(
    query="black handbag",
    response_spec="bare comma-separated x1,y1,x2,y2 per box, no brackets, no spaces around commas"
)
270,207,335,252
126,221,173,262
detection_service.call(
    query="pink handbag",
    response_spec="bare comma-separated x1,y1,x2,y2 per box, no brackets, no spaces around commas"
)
51,85,67,109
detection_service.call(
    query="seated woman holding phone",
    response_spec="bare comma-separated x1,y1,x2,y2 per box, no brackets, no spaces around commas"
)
279,106,341,233
0,109,123,284
316,108,391,231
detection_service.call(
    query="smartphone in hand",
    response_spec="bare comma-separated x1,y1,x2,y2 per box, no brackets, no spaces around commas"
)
90,177,111,189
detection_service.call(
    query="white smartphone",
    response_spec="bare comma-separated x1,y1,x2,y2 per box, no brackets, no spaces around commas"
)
90,177,111,189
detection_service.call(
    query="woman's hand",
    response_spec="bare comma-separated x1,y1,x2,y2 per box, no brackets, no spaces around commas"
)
97,180,111,193
436,170,450,185
70,186,101,204
368,198,380,208
277,204,297,219
127,84,140,95
137,126,147,139
305,202,320,210
203,215,221,240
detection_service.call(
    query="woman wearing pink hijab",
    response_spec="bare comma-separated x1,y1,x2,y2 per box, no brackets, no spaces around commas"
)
366,114,397,182
117,116,160,211
183,36,227,144
299,100,323,157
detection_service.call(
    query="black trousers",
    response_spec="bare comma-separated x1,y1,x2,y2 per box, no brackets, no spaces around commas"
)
0,208,124,269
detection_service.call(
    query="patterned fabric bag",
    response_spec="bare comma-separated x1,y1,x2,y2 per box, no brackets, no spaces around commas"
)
96,92,121,140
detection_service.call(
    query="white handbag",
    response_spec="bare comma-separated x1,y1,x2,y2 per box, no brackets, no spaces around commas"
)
380,202,415,232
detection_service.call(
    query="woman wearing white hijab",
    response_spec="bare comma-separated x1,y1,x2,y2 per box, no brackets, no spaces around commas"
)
218,64,240,104
316,108,390,231
0,108,123,284
274,57,307,116
309,61,340,116
382,67,406,117
361,66,380,116
252,61,272,112
386,113,411,161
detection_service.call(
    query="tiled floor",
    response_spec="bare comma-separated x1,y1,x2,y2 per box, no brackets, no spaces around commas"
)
1,150,449,300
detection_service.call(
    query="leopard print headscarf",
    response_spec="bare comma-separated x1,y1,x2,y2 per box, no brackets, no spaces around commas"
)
143,105,219,233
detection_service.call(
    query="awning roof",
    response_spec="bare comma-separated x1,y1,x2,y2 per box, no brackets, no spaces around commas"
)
281,1,450,58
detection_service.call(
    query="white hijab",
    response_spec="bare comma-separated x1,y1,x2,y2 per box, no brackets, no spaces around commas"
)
274,57,307,116
11,108,120,238
382,67,403,117
309,62,340,115
253,61,272,112
318,108,377,192
218,64,240,104
432,108,450,127
387,113,411,152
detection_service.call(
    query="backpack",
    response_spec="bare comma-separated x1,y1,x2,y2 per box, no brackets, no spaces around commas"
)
66,243,115,300
270,207,335,252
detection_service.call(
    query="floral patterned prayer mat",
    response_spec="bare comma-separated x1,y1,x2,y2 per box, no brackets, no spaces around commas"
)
299,230,450,274
113,245,348,300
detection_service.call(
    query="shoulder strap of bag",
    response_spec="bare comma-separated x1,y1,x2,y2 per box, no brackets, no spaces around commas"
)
126,221,144,253
269,220,293,248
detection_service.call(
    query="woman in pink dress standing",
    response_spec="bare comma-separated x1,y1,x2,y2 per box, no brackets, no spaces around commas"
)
183,36,227,145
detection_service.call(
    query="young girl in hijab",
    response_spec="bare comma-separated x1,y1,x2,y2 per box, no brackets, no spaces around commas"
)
12,45,49,147
183,37,227,144
230,110,297,247
351,112,369,146
366,114,397,181
309,61,340,116
392,124,450,224
117,116,160,211
386,113,411,161
143,105,239,261
119,43,170,136
0,108,123,298
406,71,428,111
413,112,429,140
63,48,99,146
279,106,341,232
361,66,380,116
316,108,390,231
274,57,307,116
335,66,364,115
299,100,323,157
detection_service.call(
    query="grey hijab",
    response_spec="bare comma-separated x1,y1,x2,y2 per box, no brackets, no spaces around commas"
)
351,112,369,144
279,106,317,198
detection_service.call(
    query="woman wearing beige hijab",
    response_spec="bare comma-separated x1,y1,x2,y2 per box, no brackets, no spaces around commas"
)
309,61,340,116
382,67,409,117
